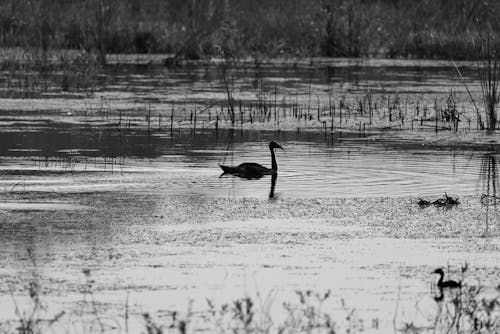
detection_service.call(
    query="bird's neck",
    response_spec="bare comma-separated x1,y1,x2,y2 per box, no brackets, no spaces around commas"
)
437,272,444,285
270,148,277,171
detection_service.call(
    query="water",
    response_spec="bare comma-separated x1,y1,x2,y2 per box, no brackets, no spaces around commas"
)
0,58,481,118
1,60,499,333
0,124,493,199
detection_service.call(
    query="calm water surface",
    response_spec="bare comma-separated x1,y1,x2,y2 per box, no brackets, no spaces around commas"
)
0,61,499,332
0,125,494,198
0,58,482,117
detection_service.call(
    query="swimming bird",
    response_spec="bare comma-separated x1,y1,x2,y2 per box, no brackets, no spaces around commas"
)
432,268,461,289
219,141,283,179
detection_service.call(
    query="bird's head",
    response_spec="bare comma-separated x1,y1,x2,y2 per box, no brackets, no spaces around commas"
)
269,141,283,150
432,268,444,275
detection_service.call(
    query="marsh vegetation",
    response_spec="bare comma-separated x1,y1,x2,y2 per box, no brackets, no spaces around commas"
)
1,1,500,333
1,0,500,60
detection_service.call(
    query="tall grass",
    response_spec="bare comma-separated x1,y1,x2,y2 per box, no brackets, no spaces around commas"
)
0,51,487,136
452,31,500,131
478,34,500,131
219,56,236,125
1,1,500,60
0,48,100,96
4,270,499,334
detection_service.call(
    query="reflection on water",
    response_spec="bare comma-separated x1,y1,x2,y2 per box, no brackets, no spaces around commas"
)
220,172,278,199
269,173,277,199
219,170,278,200
2,61,500,329
0,125,495,198
480,153,499,198
1,60,479,103
479,153,500,236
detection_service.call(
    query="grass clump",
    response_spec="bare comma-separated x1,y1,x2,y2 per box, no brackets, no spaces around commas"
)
2,267,500,334
0,48,101,96
1,248,65,334
478,35,500,131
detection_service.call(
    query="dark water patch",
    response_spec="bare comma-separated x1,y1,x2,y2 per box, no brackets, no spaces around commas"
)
0,125,498,198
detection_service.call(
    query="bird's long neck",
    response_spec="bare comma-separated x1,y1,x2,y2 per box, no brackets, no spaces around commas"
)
270,148,277,171
437,272,444,286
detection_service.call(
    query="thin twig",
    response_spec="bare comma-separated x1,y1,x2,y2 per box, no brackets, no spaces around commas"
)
450,59,484,129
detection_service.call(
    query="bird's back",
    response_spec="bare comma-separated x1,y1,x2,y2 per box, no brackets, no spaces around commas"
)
219,162,272,179
440,280,461,288
238,163,272,177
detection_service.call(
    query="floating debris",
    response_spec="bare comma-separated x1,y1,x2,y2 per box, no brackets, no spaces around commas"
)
417,198,432,206
418,193,459,208
480,194,500,206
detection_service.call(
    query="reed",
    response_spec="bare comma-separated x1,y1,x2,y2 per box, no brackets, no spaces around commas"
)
123,79,498,137
218,57,236,124
5,269,498,334
1,1,500,61
478,34,500,131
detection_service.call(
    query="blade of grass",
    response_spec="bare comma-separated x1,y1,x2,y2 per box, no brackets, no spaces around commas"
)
450,58,484,129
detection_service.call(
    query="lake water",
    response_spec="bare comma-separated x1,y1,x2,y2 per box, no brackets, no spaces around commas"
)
0,126,495,199
0,59,499,333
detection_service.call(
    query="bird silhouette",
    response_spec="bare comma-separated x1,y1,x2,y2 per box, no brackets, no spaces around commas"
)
219,141,283,179
432,268,461,289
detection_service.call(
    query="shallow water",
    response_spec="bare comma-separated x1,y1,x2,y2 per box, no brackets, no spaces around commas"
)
0,58,481,120
0,125,495,199
1,60,500,333
1,125,500,332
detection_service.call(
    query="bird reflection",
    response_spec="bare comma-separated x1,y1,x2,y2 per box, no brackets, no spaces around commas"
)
479,153,499,199
433,288,444,302
269,173,277,199
221,171,279,199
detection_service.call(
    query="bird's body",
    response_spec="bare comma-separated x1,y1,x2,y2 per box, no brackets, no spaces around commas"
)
219,141,283,179
219,162,274,179
433,268,461,289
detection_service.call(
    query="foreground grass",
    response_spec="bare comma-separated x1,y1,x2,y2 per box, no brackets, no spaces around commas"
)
1,265,499,334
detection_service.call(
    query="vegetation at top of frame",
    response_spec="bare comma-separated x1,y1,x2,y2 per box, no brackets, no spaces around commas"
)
1,0,500,61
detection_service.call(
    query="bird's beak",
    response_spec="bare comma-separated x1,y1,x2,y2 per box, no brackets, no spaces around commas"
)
277,144,283,150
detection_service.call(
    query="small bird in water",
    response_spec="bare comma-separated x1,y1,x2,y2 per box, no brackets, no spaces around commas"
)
432,268,461,289
219,141,283,179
